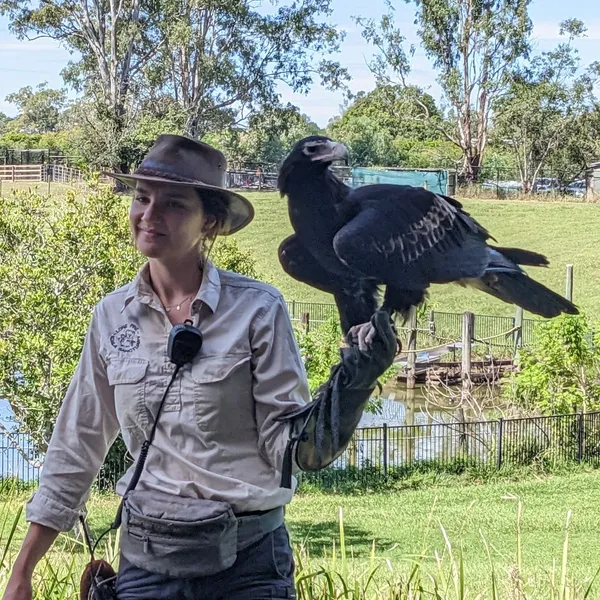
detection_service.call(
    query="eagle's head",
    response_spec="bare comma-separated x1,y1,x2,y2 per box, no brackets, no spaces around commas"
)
278,136,349,196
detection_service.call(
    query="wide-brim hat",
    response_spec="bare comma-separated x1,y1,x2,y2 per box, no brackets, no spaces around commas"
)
102,134,254,235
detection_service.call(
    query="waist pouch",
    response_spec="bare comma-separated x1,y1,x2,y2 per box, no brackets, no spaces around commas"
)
120,489,284,579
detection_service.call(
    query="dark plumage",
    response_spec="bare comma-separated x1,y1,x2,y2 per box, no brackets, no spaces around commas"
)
277,135,578,336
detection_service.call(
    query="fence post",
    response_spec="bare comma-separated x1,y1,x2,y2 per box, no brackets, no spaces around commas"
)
291,300,296,320
497,418,504,469
428,310,436,344
578,411,584,462
461,312,474,403
382,423,388,481
566,264,574,302
300,312,310,333
405,306,418,389
513,306,523,353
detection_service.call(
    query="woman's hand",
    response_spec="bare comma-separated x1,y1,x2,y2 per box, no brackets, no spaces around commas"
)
2,523,60,600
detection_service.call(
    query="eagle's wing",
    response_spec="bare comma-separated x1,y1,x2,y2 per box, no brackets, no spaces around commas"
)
279,234,379,333
332,185,492,289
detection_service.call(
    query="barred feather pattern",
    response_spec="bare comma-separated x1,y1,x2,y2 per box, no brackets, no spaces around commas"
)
377,194,463,262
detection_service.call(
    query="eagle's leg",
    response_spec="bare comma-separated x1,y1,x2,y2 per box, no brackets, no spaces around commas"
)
346,304,397,352
347,285,423,351
347,321,380,352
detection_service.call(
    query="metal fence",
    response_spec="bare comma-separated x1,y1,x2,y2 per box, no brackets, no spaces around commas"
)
4,411,600,491
426,310,538,350
301,411,600,489
456,167,588,199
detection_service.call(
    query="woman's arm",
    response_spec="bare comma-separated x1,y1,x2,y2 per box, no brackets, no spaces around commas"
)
25,304,121,532
4,305,121,600
251,298,396,486
2,523,60,600
249,293,312,473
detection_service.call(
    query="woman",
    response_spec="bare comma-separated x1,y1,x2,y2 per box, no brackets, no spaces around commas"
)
3,135,395,600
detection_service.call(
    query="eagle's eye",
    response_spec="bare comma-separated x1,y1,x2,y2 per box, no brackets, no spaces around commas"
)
304,144,320,155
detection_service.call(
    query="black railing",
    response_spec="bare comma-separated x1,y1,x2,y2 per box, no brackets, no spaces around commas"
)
300,411,600,489
4,411,600,491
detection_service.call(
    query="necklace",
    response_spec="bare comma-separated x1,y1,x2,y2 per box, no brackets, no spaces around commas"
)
163,296,193,313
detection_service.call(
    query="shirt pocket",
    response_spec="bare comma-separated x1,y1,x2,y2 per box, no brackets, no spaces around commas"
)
189,354,253,434
107,357,150,443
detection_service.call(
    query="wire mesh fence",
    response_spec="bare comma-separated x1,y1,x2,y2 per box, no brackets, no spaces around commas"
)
455,167,588,200
285,300,542,353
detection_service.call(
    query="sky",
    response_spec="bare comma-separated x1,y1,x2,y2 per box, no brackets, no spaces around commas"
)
0,0,599,128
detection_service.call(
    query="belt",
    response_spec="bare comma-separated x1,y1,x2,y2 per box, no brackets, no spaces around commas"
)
235,506,285,551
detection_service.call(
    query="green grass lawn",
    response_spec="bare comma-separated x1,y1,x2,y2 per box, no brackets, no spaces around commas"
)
3,182,599,318
4,470,600,598
232,191,600,319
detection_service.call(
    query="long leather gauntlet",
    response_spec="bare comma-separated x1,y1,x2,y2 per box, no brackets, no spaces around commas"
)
278,310,397,488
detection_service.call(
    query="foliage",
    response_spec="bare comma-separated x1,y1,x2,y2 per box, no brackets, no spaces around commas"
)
210,237,260,280
0,131,73,153
0,188,143,449
356,0,533,181
145,0,348,138
495,20,600,191
0,111,13,135
327,114,396,167
205,104,323,167
4,82,67,134
503,313,600,415
294,314,397,415
294,314,344,394
0,0,348,169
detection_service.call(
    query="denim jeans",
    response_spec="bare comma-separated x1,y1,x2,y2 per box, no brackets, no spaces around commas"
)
115,524,296,600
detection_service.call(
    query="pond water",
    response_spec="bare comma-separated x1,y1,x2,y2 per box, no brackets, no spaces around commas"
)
358,381,504,428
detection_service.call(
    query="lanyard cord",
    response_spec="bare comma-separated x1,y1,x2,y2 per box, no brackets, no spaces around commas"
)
87,364,182,557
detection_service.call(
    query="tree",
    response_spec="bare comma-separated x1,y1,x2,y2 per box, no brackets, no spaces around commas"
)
0,0,166,170
494,20,600,191
336,85,443,142
144,0,349,138
0,187,260,451
327,114,396,166
0,111,13,134
356,0,532,182
202,104,322,167
240,105,322,166
5,82,67,133
503,313,600,415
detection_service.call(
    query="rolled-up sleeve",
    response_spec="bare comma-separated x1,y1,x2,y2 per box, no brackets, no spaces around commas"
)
26,305,120,532
250,294,311,472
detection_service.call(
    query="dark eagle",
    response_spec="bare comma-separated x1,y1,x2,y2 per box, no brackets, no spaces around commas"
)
277,135,578,349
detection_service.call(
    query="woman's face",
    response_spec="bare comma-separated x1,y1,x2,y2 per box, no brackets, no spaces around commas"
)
130,181,212,261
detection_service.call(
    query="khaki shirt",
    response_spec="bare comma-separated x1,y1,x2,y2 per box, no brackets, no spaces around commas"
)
26,260,311,532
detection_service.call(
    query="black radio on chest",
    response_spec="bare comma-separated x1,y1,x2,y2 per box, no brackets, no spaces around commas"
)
168,319,203,366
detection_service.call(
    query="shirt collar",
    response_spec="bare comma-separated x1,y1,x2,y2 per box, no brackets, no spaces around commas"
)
120,259,221,314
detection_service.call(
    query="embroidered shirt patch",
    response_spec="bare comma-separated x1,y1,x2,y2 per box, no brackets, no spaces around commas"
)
110,323,141,353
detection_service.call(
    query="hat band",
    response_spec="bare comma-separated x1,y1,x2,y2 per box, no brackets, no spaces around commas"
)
134,166,202,184
136,158,224,188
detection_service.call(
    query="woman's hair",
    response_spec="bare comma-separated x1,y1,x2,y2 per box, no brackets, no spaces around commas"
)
197,189,229,254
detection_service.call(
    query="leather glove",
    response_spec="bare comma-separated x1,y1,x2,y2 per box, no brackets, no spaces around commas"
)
279,309,398,488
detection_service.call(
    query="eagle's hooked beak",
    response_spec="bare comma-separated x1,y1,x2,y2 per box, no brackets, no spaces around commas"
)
312,141,349,165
